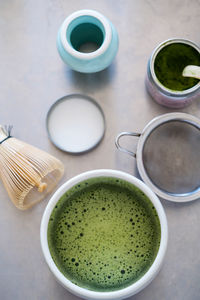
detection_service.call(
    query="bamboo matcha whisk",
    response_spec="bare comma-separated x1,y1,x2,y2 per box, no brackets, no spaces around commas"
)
0,125,64,210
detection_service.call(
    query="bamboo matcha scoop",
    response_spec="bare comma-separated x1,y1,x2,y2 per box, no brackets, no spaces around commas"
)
182,65,200,80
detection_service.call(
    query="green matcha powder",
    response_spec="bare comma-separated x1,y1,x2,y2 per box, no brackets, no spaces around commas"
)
154,43,200,91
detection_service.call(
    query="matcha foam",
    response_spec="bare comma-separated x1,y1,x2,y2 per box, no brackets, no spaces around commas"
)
48,177,161,292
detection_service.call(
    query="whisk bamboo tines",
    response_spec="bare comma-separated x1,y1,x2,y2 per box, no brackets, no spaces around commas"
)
0,125,64,210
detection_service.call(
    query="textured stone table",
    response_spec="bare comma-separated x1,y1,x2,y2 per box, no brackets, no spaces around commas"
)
0,1,200,299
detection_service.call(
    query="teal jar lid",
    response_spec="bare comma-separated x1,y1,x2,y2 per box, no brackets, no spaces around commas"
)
57,9,119,73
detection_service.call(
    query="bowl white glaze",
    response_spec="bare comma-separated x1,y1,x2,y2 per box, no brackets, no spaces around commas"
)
40,169,168,300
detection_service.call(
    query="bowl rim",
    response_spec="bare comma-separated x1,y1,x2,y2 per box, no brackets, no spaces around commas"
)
40,169,168,300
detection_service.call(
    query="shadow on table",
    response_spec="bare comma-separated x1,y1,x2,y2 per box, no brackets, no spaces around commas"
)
65,61,117,93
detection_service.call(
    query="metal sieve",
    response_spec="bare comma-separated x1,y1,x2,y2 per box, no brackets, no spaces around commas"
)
116,113,200,202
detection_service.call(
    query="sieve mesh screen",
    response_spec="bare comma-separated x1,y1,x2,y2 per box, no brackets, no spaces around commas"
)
142,120,200,195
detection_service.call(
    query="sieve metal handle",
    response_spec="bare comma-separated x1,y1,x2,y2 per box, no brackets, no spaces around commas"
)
115,132,141,158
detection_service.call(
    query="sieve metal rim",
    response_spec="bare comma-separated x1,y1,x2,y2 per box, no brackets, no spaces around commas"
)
136,112,200,202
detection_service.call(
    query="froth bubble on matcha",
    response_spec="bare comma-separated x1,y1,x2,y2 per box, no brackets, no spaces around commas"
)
48,177,161,292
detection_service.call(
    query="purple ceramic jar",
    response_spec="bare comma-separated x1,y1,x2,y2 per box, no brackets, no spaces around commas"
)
146,38,200,108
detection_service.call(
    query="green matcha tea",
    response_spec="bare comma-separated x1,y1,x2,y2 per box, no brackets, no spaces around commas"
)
48,177,161,292
154,43,200,91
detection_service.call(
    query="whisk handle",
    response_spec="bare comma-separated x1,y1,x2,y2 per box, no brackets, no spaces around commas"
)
38,182,47,192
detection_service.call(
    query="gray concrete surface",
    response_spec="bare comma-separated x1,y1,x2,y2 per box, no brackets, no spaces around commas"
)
0,0,200,299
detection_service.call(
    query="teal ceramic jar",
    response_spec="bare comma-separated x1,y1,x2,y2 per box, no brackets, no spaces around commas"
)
57,9,119,73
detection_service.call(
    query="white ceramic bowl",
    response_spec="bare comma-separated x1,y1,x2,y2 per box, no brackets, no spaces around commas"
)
40,169,168,300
